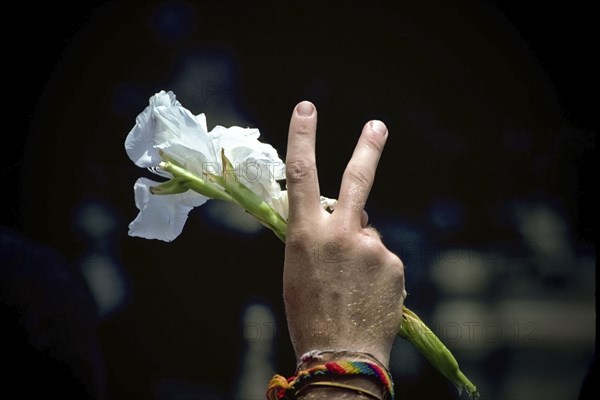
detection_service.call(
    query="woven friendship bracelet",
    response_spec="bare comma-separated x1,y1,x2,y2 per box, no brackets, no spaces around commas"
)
266,360,395,400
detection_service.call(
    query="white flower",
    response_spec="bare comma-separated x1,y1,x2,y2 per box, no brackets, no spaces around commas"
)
271,190,337,221
209,124,285,205
128,177,209,242
125,90,213,175
125,90,285,241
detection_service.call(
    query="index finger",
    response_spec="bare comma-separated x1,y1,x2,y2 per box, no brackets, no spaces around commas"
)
285,101,322,223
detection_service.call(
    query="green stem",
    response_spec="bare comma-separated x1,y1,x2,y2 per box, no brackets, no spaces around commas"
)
219,177,288,241
158,161,234,202
205,151,288,240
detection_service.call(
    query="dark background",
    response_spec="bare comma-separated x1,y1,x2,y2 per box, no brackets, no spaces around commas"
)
2,1,595,399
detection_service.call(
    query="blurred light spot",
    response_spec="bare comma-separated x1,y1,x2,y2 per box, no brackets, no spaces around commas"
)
496,300,595,348
169,49,245,127
377,221,427,283
72,199,130,318
428,198,465,232
235,301,276,400
513,202,575,276
515,203,569,254
432,301,496,354
73,200,118,241
80,253,129,318
500,364,586,400
430,249,492,295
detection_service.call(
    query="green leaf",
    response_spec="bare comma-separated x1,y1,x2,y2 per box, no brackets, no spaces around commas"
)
399,306,480,399
149,178,189,195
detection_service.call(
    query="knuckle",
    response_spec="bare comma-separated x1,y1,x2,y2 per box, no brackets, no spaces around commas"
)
363,131,385,153
388,254,405,282
325,231,345,251
286,228,312,245
352,233,386,260
389,252,405,271
330,219,358,241
285,160,315,184
344,165,372,188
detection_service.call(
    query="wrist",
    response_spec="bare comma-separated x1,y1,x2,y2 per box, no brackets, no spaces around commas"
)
298,349,391,370
296,375,383,400
266,350,394,400
298,350,392,399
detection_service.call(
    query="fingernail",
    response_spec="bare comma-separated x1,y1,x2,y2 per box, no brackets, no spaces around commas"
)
296,101,314,117
369,120,388,136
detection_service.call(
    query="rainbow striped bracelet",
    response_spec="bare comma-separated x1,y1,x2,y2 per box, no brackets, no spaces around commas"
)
266,359,394,399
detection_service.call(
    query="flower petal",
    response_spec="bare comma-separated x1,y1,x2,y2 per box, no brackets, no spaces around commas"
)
271,190,289,220
320,195,337,212
209,124,286,204
125,91,174,168
124,91,216,174
128,177,209,242
153,108,215,173
209,125,282,173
